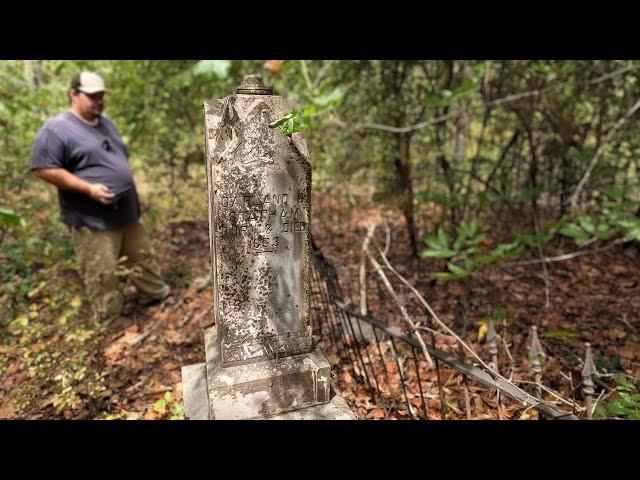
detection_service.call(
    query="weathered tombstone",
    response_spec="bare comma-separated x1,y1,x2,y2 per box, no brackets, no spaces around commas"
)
181,75,355,420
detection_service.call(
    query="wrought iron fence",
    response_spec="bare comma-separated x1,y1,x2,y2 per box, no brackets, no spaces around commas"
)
309,238,586,420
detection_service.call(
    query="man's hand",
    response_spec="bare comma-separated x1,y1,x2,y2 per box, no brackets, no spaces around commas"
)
88,183,115,205
33,168,115,204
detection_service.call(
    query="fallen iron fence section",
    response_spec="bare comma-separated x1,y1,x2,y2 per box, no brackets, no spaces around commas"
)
310,241,581,420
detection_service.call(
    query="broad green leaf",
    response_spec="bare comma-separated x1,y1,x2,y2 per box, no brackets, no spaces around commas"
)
192,60,231,79
437,227,450,249
594,404,607,419
430,271,469,281
578,214,595,234
558,224,589,244
312,87,344,108
0,207,26,228
446,262,469,277
515,234,537,247
606,401,634,417
626,227,640,240
464,259,476,273
468,217,479,236
269,112,295,129
453,234,467,252
596,223,616,240
7,315,29,335
153,399,167,413
540,328,581,339
466,233,487,246
424,233,446,251
419,249,457,259
489,242,522,257
617,219,640,230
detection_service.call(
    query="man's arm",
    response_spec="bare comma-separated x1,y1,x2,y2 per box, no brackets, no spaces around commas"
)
33,168,115,205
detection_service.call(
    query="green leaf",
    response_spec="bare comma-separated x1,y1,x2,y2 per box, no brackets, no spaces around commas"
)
463,258,476,273
423,233,445,251
153,399,167,413
453,233,467,252
466,233,487,246
494,307,506,323
578,214,596,235
0,207,26,228
193,60,231,79
418,249,457,259
489,242,522,258
540,328,581,339
164,391,172,402
437,227,450,249
596,223,616,240
268,112,295,129
515,233,537,247
594,404,607,419
615,374,634,393
429,271,469,281
312,87,344,108
446,262,470,277
626,227,640,240
8,315,29,334
606,401,633,417
468,217,478,237
558,224,589,244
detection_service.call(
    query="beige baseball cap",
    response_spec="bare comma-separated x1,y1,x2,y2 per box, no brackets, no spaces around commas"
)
77,71,107,94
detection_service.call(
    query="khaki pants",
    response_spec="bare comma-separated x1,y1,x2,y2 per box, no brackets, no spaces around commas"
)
70,222,170,319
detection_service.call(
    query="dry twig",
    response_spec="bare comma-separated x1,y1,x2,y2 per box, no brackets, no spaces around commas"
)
362,223,434,367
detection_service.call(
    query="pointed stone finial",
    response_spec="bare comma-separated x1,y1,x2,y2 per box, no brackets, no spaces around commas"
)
236,74,274,95
582,342,596,419
528,326,543,399
487,317,499,372
581,342,596,379
487,317,497,345
528,326,544,361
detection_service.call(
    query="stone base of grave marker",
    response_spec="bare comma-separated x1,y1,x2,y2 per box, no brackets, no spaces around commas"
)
181,327,356,420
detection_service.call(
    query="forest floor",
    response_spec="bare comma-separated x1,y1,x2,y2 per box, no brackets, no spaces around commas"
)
1,193,639,419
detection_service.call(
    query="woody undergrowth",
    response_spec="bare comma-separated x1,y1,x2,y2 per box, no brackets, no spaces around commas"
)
0,166,205,419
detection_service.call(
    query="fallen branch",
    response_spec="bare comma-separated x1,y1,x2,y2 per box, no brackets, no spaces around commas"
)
363,223,434,367
506,236,632,266
513,380,585,411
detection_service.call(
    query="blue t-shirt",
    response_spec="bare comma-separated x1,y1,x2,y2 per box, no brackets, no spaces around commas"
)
30,111,141,230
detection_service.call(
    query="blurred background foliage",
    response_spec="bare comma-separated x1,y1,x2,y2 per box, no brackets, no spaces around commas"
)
2,60,640,418
2,59,640,291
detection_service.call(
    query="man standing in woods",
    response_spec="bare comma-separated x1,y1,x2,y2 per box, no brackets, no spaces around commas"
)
30,71,171,321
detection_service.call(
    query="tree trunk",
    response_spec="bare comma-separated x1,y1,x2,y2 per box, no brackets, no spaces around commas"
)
559,150,572,217
394,132,418,257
